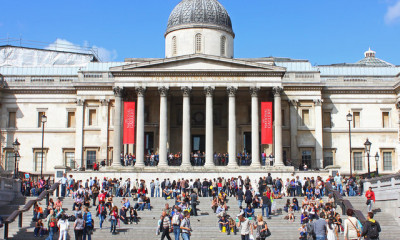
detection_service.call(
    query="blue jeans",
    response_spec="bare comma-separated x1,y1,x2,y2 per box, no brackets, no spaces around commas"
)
337,184,343,195
151,187,155,197
99,215,105,229
155,188,160,197
61,184,66,197
261,204,270,218
202,187,208,197
316,236,326,240
173,225,181,240
45,227,57,240
182,232,190,240
83,226,92,240
110,219,117,233
238,200,243,207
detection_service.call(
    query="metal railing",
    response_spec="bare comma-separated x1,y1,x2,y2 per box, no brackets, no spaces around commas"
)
3,181,60,240
325,182,366,224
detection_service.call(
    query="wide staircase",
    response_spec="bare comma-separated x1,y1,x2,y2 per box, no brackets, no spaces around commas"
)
1,196,305,240
345,196,400,240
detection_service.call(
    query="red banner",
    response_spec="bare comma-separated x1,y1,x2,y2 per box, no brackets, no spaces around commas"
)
261,102,273,144
123,102,136,144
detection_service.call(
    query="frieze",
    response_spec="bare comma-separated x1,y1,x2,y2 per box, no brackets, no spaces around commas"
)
10,89,76,94
112,72,284,78
324,89,394,94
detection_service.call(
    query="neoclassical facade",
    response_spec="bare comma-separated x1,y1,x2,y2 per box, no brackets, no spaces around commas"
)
0,0,399,176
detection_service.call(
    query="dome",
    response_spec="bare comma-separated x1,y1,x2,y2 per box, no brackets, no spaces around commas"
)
166,0,234,37
355,48,394,67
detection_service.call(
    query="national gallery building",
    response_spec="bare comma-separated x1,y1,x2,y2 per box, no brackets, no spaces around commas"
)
0,0,399,178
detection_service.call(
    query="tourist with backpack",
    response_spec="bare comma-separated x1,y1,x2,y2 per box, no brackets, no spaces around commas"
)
74,213,85,240
172,207,183,240
362,212,381,240
180,211,192,240
83,207,93,240
45,210,58,240
160,211,172,240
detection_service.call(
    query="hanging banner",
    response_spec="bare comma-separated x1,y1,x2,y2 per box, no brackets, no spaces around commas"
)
261,102,273,144
123,102,136,144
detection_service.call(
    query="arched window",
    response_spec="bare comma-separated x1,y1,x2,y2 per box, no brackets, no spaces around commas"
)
195,33,202,53
220,36,226,56
172,36,177,56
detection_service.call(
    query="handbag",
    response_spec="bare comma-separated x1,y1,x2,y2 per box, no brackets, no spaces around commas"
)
349,218,361,238
366,199,371,205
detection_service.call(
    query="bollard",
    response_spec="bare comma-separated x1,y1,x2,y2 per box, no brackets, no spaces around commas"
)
18,212,23,228
4,222,9,240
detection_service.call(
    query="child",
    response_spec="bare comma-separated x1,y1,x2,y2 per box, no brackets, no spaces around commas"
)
298,224,307,240
156,215,162,235
288,206,295,222
34,219,44,237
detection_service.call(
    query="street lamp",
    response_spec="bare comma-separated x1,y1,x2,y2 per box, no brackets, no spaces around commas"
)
347,112,353,176
40,114,47,178
12,138,20,179
364,138,372,178
375,152,379,177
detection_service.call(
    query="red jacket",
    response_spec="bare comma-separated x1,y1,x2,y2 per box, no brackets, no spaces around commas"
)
365,190,375,203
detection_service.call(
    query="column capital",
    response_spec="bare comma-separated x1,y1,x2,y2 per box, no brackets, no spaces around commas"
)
76,99,85,106
272,86,283,96
181,86,192,97
249,87,260,97
227,86,238,97
396,100,400,109
135,86,146,97
158,86,169,97
204,86,215,97
313,99,323,106
113,87,124,97
288,99,299,107
100,99,110,106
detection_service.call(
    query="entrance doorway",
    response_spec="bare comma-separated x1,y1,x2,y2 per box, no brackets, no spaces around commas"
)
243,132,252,154
145,132,154,154
192,135,205,153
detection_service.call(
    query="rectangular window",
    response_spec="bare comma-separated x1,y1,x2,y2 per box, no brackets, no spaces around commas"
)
383,152,392,171
38,112,45,127
8,112,16,128
86,151,96,169
353,112,360,128
34,152,45,172
382,112,389,128
302,150,312,168
88,109,97,126
65,152,75,169
5,151,15,171
353,152,363,171
67,112,76,128
323,151,334,167
323,112,331,128
301,109,310,126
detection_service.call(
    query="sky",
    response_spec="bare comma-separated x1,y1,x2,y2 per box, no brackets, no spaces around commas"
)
0,0,400,65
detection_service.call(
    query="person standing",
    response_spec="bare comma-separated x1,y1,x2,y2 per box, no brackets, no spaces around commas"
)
365,187,375,213
155,178,161,197
180,211,192,240
261,192,271,219
334,173,343,196
57,214,69,240
344,209,361,240
74,213,85,240
150,180,155,197
45,210,58,240
361,212,381,240
237,213,253,240
172,207,183,240
189,191,198,216
160,211,172,240
96,202,107,229
83,207,93,240
313,213,327,240
110,206,119,235
253,215,269,240
237,186,244,207
91,184,99,206
60,174,67,197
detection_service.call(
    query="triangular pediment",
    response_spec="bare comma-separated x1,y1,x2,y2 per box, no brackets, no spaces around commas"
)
110,54,286,73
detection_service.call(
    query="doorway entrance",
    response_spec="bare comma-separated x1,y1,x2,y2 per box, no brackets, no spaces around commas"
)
145,132,154,154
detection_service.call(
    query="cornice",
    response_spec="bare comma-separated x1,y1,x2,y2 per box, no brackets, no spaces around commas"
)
284,86,324,91
323,89,395,94
112,71,284,77
75,86,113,91
9,89,76,94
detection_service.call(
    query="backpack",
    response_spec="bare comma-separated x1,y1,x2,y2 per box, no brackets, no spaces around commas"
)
369,222,379,239
49,216,57,228
159,217,165,231
98,194,105,202
171,214,181,225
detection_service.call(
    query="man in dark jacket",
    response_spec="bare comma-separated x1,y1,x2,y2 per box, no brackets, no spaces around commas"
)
362,212,381,240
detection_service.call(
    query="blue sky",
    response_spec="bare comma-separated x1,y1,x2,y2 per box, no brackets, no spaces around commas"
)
1,0,400,65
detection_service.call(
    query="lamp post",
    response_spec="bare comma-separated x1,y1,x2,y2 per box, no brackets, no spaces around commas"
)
12,138,20,179
347,112,353,176
364,138,372,178
375,152,379,177
40,114,47,178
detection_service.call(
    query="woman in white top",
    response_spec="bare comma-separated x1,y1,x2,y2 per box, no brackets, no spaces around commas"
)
327,218,338,240
344,209,361,240
57,214,69,240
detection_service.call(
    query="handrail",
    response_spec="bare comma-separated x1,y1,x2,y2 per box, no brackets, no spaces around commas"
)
325,182,366,224
3,181,60,240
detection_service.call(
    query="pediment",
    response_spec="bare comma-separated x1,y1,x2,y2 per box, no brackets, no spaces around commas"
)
110,54,286,73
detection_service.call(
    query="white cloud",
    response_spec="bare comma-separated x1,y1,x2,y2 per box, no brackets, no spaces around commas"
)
385,0,400,24
46,38,117,61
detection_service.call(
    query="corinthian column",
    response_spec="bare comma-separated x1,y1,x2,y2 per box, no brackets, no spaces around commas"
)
227,86,238,168
112,87,123,167
158,87,169,167
273,87,284,167
250,87,261,167
181,87,192,167
75,99,85,169
314,99,324,169
135,87,146,167
204,87,215,167
289,99,299,165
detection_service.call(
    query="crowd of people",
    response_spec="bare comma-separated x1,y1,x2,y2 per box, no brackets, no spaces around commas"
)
18,171,381,240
